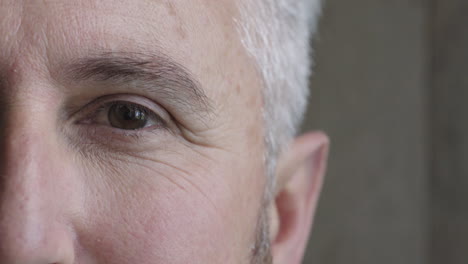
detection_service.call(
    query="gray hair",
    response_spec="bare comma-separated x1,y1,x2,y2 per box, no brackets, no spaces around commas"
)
236,0,322,199
235,2,322,262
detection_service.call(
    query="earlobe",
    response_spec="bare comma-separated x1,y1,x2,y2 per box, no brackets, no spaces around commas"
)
270,132,329,264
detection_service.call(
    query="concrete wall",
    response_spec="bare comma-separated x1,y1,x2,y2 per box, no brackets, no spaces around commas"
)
302,1,429,263
430,1,468,263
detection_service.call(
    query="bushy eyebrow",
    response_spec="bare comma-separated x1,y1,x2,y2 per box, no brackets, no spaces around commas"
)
65,51,213,118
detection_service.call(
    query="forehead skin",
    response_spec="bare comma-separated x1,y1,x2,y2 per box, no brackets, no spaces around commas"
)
0,1,267,263
1,0,256,101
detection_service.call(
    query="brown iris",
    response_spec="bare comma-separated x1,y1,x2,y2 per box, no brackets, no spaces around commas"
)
108,103,149,130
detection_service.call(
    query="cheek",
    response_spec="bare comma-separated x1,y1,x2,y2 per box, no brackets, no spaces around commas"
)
73,155,261,264
112,191,227,263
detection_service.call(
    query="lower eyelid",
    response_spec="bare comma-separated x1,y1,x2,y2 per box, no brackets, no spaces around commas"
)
75,121,165,147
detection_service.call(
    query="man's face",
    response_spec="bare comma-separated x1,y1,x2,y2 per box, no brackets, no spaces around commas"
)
0,1,269,263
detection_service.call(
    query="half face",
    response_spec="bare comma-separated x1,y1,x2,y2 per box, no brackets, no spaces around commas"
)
0,1,268,263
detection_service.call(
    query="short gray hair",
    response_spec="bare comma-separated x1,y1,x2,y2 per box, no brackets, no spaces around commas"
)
236,0,322,198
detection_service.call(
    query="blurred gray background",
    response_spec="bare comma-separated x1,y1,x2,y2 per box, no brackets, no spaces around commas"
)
302,0,468,263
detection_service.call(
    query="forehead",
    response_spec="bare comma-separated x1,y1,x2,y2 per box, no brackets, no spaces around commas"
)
0,0,255,97
0,0,239,48
0,0,236,60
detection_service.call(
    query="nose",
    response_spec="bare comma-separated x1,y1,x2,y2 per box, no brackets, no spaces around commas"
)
0,117,75,264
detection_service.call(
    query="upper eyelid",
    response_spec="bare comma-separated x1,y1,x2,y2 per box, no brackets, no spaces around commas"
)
63,52,214,120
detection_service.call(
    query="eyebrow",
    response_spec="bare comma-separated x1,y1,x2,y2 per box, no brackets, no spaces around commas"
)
65,51,213,118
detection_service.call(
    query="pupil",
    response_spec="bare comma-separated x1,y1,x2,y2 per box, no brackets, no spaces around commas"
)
109,104,148,130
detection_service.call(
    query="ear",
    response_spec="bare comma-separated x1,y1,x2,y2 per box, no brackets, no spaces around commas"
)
269,131,329,264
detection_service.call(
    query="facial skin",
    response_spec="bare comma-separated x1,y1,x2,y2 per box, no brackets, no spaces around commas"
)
0,1,328,264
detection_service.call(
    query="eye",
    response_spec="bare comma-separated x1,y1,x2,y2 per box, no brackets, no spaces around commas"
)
108,103,151,130
83,100,165,131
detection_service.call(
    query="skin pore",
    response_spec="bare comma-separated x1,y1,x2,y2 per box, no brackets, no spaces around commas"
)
0,1,328,263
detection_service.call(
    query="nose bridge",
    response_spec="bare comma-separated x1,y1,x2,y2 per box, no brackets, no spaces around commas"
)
0,118,52,241
0,108,52,197
0,111,48,196
0,109,75,263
